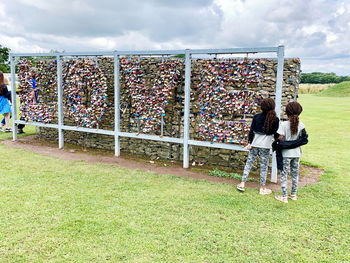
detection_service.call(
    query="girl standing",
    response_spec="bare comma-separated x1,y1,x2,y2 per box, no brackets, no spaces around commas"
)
275,101,306,203
0,71,12,132
237,98,279,195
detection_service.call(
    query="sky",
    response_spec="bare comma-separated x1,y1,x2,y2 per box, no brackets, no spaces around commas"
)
1,0,350,75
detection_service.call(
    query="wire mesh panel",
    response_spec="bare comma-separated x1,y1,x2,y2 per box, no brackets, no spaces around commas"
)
191,57,267,146
17,57,58,124
119,56,185,137
61,56,112,129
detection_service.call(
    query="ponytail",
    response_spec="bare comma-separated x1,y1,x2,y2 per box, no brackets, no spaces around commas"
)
285,101,303,135
264,109,277,134
289,115,299,135
260,98,277,134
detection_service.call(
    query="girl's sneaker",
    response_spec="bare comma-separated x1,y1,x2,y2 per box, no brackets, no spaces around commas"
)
288,195,298,201
259,188,272,195
275,195,288,203
237,182,245,192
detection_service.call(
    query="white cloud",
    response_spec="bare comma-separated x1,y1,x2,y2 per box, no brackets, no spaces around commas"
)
0,0,350,75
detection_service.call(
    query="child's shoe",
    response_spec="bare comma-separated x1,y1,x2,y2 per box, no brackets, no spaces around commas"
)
237,182,245,192
288,194,298,201
275,195,288,203
259,188,272,195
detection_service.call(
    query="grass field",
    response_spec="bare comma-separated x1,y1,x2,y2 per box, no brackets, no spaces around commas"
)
0,94,349,262
299,83,334,94
318,81,350,97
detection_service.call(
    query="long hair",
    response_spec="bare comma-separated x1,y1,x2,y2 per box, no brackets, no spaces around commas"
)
260,98,276,134
285,101,303,135
0,71,4,95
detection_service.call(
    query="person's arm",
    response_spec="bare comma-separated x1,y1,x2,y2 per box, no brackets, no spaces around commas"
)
278,129,308,149
5,87,12,103
247,116,256,149
276,121,285,140
3,86,11,102
273,117,280,140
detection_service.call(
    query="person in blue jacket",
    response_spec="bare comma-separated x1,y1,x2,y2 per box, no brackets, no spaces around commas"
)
0,76,26,133
0,71,12,132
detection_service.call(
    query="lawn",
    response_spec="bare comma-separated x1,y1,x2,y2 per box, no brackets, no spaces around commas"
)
0,94,349,262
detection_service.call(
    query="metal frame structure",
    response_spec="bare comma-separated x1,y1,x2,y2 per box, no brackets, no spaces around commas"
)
10,46,284,182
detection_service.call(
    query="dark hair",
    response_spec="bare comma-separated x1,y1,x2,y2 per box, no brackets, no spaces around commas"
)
0,71,4,95
260,98,276,134
285,101,303,135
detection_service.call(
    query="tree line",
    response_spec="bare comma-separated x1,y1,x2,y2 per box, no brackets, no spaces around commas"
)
0,44,10,73
2,43,350,84
300,72,350,84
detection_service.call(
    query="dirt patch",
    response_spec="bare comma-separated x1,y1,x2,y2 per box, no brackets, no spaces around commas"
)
2,136,323,190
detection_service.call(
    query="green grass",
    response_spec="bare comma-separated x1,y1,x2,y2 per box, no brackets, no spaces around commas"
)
0,122,36,140
0,94,349,262
209,168,257,182
318,81,350,97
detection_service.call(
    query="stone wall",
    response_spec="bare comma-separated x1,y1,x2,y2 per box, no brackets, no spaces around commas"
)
32,57,301,169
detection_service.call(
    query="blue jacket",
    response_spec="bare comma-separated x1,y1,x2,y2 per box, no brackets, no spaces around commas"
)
0,85,11,101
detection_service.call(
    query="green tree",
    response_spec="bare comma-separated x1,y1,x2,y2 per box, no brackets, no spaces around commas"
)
0,44,11,73
300,72,350,84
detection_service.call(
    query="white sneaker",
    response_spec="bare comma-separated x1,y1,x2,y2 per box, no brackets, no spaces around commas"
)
259,188,272,195
288,195,298,201
275,195,288,203
237,182,245,192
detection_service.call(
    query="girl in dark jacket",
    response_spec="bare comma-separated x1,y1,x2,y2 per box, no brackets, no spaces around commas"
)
237,98,279,194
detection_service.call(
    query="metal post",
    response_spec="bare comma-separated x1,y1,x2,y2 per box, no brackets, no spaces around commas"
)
10,55,18,140
271,45,284,183
114,51,121,156
57,55,64,149
183,49,191,168
160,114,164,137
137,118,140,134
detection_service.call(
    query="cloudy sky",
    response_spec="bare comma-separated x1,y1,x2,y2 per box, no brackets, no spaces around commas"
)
1,0,350,75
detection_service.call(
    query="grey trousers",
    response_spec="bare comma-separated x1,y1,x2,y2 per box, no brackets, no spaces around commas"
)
280,157,300,196
242,147,270,186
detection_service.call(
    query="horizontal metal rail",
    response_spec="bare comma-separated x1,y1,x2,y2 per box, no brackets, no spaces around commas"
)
11,51,114,57
118,132,183,144
11,47,278,58
10,53,59,57
188,140,249,152
15,120,59,129
62,125,114,135
117,50,186,56
189,47,279,54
